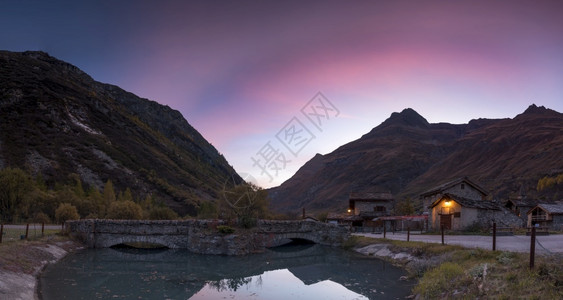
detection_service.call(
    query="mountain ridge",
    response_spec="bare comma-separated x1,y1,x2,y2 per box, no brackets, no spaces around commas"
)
0,50,240,216
269,104,563,214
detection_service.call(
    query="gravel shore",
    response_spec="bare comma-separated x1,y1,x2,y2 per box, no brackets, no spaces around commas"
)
0,237,82,300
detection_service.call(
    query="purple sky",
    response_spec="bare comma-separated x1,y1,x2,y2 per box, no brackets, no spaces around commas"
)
1,0,562,187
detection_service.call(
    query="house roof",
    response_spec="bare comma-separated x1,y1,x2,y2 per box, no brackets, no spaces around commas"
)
420,176,488,198
429,193,501,210
527,203,563,215
349,192,393,201
505,198,536,208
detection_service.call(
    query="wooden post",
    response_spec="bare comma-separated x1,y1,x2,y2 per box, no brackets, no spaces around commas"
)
0,223,3,243
383,221,387,238
407,227,410,242
530,226,536,270
42,222,45,237
441,224,445,245
25,223,29,239
492,222,496,251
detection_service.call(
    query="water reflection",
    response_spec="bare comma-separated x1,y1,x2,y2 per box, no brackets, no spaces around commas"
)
40,245,412,299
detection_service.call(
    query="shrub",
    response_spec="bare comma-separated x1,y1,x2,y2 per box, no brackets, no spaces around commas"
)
414,262,468,298
148,206,178,220
33,212,51,224
106,200,143,220
217,225,235,234
55,203,80,224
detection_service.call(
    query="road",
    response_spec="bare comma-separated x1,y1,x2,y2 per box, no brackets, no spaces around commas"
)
2,224,62,230
354,232,563,255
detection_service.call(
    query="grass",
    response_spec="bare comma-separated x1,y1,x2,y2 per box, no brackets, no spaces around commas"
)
347,236,562,298
0,234,72,274
1,227,61,242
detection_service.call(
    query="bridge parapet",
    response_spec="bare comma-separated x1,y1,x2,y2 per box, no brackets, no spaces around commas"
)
66,219,349,255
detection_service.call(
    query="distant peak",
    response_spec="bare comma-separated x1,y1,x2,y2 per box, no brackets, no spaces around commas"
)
523,104,547,114
383,108,429,128
519,104,560,117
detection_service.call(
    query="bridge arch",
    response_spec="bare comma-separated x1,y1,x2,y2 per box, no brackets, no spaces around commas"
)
264,232,323,248
96,234,182,249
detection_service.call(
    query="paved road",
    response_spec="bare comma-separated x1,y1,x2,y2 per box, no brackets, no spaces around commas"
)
2,224,62,230
354,232,563,255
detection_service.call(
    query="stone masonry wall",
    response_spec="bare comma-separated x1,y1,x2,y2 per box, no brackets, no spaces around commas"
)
66,219,350,255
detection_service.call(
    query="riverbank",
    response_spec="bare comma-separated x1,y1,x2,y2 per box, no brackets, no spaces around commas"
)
0,235,82,300
349,236,562,298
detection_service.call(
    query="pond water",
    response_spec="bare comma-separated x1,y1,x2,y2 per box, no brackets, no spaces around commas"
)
40,243,413,299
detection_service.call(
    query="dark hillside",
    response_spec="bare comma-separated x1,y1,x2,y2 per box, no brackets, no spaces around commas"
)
0,50,240,216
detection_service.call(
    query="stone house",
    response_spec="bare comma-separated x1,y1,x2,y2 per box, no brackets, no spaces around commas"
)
505,196,536,224
428,193,501,230
346,192,394,229
349,192,394,219
420,177,488,214
527,203,563,230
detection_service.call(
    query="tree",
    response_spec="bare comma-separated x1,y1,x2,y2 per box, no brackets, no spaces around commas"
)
0,168,33,222
148,206,178,220
55,203,80,224
197,201,218,219
220,183,269,228
103,179,116,206
117,187,134,202
106,200,143,220
395,198,415,216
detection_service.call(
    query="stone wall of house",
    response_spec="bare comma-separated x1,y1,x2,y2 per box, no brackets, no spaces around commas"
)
551,215,563,231
66,219,350,255
444,183,485,200
423,183,486,213
354,200,393,215
430,199,524,231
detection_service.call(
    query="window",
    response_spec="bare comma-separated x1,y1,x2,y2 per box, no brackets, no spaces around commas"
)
374,206,386,212
461,183,465,190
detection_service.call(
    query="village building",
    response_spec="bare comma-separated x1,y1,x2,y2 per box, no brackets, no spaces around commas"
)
505,196,536,224
423,177,522,230
527,202,563,230
348,192,394,218
420,176,488,214
344,192,394,230
428,193,501,230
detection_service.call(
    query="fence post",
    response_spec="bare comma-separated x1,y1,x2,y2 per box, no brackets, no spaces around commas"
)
383,221,387,238
492,222,496,251
407,227,410,242
0,223,3,243
25,223,29,239
42,222,45,237
530,226,536,270
441,224,445,245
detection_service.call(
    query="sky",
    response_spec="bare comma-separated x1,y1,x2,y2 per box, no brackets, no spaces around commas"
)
1,0,562,188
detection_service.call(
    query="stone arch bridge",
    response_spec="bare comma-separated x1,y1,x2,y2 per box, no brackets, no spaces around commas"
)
66,219,350,255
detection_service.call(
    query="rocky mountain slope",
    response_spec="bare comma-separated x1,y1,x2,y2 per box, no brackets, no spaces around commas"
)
268,105,563,214
0,50,240,216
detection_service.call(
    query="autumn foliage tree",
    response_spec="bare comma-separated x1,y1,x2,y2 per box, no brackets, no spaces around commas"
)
55,203,80,224
220,183,269,228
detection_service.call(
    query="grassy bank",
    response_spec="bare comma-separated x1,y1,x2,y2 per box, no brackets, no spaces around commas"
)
346,236,562,299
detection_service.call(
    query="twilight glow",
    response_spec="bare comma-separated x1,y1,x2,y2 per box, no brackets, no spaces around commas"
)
1,0,562,187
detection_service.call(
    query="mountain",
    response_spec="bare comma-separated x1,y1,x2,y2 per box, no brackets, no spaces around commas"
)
0,50,240,216
269,105,563,214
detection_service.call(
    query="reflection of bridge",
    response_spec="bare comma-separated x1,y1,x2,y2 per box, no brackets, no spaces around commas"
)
66,219,349,255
